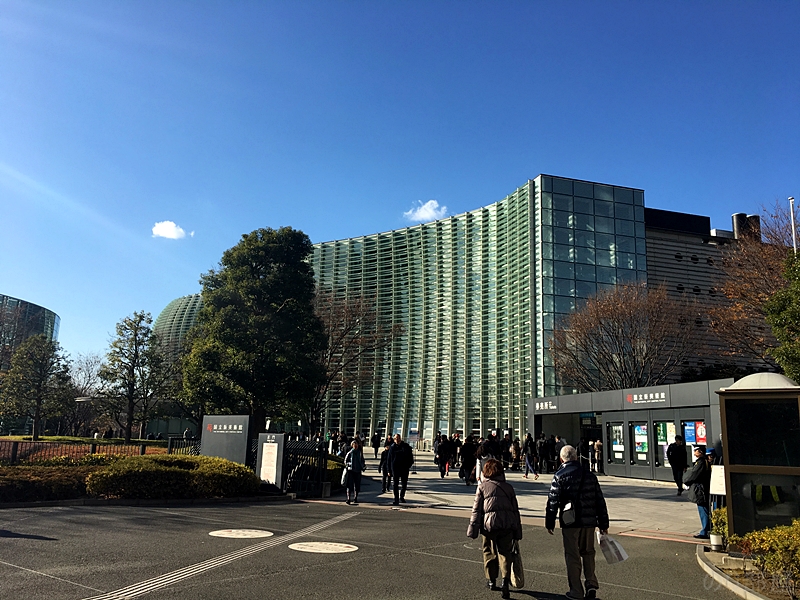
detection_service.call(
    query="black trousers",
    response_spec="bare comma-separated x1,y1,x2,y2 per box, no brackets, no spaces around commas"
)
672,465,684,491
393,471,409,501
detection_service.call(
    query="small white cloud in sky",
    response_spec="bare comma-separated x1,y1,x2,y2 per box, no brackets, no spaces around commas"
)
403,200,447,223
152,220,193,239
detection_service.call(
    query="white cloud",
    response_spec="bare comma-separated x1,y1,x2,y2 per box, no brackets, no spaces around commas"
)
403,200,447,223
152,220,189,239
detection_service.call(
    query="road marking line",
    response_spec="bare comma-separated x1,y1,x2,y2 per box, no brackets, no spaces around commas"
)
0,559,105,592
411,549,717,600
80,512,358,600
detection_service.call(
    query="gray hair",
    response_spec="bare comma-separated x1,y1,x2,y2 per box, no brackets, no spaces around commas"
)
560,445,578,462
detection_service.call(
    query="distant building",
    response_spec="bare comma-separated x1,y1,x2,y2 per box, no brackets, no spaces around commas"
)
152,294,203,361
0,294,60,371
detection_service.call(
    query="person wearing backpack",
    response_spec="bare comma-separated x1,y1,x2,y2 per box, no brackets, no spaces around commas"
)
545,445,609,600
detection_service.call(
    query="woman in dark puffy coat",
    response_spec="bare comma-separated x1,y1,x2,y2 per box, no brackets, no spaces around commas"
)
467,458,523,598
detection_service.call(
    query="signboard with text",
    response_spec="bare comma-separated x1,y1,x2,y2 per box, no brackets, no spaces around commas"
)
256,432,285,487
200,415,250,465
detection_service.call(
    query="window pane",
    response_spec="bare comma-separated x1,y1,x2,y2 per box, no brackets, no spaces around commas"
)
636,221,645,237
617,235,635,253
617,251,636,269
553,178,573,195
575,213,594,232
541,192,553,209
555,296,575,313
542,225,553,243
617,220,635,237
617,268,636,283
574,181,593,198
576,246,596,265
614,187,633,204
575,230,594,248
596,248,614,267
615,204,634,220
555,278,575,296
554,211,573,228
594,201,614,218
635,206,645,222
541,209,552,226
553,194,573,211
542,176,552,192
574,197,593,214
595,233,615,251
554,244,573,262
594,184,613,201
554,261,575,279
542,260,553,277
542,243,553,259
542,278,553,294
554,227,573,245
596,266,616,283
575,264,596,281
595,216,614,234
542,295,554,312
727,398,800,466
633,190,644,206
576,280,596,297
636,238,647,255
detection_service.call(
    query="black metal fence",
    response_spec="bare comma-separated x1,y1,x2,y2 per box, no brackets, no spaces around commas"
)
283,441,330,496
0,441,153,465
166,437,201,456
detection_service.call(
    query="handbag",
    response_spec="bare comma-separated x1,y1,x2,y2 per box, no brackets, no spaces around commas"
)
510,539,525,589
561,469,585,526
597,532,628,564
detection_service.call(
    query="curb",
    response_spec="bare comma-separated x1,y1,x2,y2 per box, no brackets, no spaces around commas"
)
695,545,771,600
0,494,296,510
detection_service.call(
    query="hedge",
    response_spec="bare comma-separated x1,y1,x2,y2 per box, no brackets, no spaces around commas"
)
86,455,260,499
0,466,99,503
730,518,800,600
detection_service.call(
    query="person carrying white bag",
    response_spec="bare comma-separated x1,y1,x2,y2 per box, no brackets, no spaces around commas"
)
545,445,610,600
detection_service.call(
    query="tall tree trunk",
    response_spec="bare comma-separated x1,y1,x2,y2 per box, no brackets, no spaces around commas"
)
32,402,41,441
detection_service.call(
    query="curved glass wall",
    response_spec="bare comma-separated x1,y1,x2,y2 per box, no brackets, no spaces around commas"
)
312,175,645,439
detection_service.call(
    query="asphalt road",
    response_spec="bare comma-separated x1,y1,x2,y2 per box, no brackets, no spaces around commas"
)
0,501,738,600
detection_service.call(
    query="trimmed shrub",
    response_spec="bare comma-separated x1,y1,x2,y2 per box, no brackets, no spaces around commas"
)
0,466,99,503
711,507,729,545
86,455,260,499
730,518,800,599
30,454,125,467
327,457,345,490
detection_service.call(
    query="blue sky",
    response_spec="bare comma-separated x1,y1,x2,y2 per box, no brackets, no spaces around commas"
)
2,1,799,357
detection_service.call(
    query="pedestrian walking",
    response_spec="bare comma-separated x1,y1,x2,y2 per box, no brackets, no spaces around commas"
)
460,435,478,485
370,431,381,459
343,439,366,505
378,441,392,493
387,433,414,505
467,458,523,599
667,434,688,495
522,433,538,479
436,435,453,478
545,445,609,600
594,439,603,474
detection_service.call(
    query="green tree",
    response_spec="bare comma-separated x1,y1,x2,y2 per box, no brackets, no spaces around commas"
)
0,335,72,440
765,256,800,380
98,311,172,442
183,227,326,433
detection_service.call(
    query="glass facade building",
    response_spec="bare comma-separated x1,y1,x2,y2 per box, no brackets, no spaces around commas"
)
312,175,646,438
0,294,61,371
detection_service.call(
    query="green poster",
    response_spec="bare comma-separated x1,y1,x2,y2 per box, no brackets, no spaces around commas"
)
657,422,668,444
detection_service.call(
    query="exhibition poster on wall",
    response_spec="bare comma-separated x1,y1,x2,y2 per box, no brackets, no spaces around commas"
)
634,424,648,453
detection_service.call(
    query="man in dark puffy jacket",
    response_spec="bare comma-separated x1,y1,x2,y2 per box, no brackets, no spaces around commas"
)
546,445,609,600
387,434,414,506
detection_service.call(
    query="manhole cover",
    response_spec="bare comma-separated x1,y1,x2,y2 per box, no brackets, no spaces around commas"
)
288,542,358,553
208,529,274,538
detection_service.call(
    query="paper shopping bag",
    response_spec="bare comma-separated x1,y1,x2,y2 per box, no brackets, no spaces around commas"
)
597,532,628,564
510,540,525,589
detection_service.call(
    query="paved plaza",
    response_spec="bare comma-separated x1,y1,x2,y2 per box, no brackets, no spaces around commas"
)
0,453,737,600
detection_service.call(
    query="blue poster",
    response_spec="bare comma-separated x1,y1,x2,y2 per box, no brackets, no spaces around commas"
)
684,422,696,444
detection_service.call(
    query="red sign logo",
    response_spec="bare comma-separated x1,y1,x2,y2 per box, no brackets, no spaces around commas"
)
626,394,633,403
207,423,213,432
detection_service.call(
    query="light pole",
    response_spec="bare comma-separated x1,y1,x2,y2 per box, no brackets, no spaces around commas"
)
790,197,797,256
